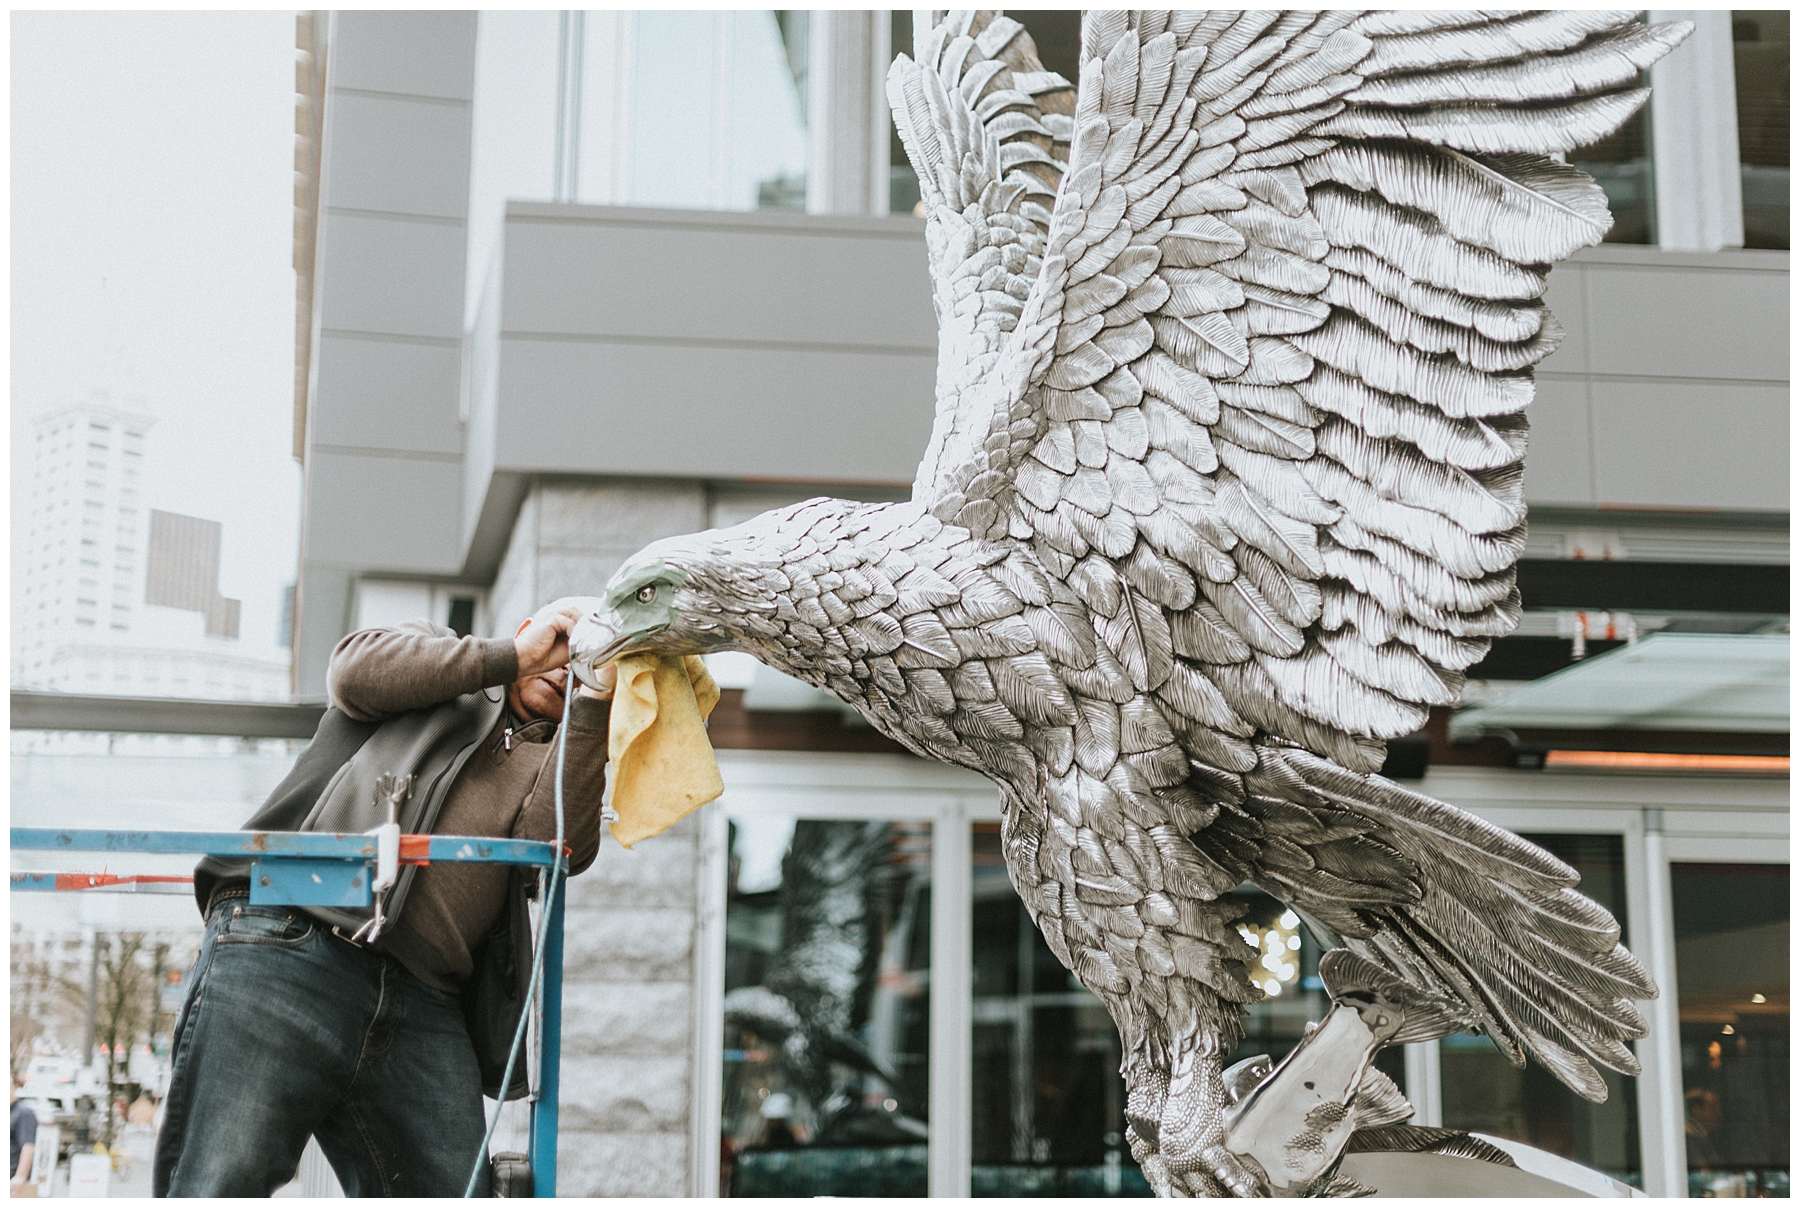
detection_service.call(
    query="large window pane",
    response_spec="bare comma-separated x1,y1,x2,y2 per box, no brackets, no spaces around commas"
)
720,815,932,1197
1733,11,1789,250
1671,862,1788,1198
968,823,1380,1197
467,9,807,276
1438,833,1641,1186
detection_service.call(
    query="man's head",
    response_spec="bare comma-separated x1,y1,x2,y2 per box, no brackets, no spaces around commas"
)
509,597,615,720
508,657,570,721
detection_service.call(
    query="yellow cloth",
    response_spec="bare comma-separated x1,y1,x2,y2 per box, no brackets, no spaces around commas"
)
606,653,723,848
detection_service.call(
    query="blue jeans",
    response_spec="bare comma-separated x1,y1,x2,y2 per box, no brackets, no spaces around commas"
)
153,892,490,1197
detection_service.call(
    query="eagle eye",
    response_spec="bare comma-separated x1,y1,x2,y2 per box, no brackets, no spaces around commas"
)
635,584,658,604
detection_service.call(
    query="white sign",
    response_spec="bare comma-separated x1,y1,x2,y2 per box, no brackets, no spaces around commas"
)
68,1153,111,1198
29,1125,59,1189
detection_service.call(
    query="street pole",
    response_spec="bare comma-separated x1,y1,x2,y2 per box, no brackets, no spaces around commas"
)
149,943,168,1048
82,927,99,1064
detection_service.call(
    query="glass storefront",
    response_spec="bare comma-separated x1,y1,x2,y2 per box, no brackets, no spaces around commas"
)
965,823,1400,1197
720,814,934,1197
1438,833,1641,1186
1671,862,1789,1198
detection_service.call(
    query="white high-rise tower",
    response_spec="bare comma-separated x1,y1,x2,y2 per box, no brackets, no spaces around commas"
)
15,399,155,685
14,395,290,700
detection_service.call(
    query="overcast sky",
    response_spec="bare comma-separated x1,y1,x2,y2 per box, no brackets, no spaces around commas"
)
12,11,300,657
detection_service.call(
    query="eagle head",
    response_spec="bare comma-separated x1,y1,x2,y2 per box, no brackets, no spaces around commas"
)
565,521,796,689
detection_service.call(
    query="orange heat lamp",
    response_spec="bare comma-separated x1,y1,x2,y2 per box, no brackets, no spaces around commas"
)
1542,750,1789,774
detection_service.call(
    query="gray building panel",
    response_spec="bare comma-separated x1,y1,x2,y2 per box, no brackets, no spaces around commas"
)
499,205,936,349
310,335,464,456
326,11,477,102
1590,380,1789,511
1519,378,1595,507
1577,251,1789,383
493,338,934,484
296,13,479,692
1538,267,1588,373
316,214,468,341
318,92,475,222
305,451,465,574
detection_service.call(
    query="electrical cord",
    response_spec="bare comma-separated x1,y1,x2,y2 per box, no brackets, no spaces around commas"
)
464,668,575,1198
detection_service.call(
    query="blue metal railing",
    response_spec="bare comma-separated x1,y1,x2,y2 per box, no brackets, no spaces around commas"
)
10,827,566,1197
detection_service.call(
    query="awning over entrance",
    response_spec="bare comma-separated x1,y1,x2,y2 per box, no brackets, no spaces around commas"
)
1451,633,1790,740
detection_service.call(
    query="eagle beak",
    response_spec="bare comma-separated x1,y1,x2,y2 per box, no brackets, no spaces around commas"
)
568,609,640,688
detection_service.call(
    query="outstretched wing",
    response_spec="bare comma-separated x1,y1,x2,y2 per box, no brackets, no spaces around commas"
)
888,13,1077,511
890,10,1687,1100
910,9,1689,771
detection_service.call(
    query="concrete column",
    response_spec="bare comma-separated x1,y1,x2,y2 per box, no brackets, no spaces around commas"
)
487,479,711,1195
487,480,708,632
294,11,478,695
1649,10,1744,251
805,10,891,216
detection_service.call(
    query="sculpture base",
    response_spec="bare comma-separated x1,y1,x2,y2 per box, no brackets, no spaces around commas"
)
1341,1135,1644,1198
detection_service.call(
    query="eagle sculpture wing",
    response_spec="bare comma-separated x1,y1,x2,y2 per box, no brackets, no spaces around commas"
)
891,10,1689,1101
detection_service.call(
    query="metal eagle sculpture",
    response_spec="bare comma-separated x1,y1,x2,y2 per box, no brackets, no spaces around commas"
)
573,10,1690,1196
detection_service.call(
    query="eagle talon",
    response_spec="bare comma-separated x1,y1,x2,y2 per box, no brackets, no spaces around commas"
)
1199,1144,1266,1198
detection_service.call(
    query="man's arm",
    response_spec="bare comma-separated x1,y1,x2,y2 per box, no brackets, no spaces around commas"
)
12,1107,36,1185
326,620,519,723
515,692,612,875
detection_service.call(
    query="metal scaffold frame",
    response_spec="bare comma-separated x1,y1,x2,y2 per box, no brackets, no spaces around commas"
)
10,827,568,1198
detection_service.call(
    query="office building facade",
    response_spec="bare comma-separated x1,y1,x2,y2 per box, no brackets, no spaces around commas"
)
291,12,1788,1197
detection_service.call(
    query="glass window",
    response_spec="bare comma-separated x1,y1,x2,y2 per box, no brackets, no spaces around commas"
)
1438,833,1641,1186
1573,75,1656,245
720,815,933,1197
1671,862,1788,1198
465,10,809,320
1733,11,1789,249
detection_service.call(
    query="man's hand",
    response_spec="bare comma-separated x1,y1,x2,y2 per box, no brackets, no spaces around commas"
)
576,660,618,701
513,599,589,678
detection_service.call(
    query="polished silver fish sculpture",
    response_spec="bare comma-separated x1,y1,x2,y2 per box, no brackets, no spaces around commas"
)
573,10,1690,1196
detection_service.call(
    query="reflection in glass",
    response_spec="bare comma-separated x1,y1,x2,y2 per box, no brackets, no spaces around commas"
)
1671,862,1788,1198
1733,11,1789,250
721,816,932,1197
1573,67,1656,244
627,11,808,211
968,824,1379,1196
1438,833,1641,1186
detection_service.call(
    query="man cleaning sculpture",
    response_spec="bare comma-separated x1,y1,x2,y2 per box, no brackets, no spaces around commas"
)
154,599,619,1196
566,10,1692,1197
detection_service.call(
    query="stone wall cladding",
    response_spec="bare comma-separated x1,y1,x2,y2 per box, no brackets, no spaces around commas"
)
488,489,539,635
487,481,712,1195
559,812,703,1195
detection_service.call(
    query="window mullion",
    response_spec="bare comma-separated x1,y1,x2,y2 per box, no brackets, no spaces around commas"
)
928,800,973,1196
1629,808,1688,1197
